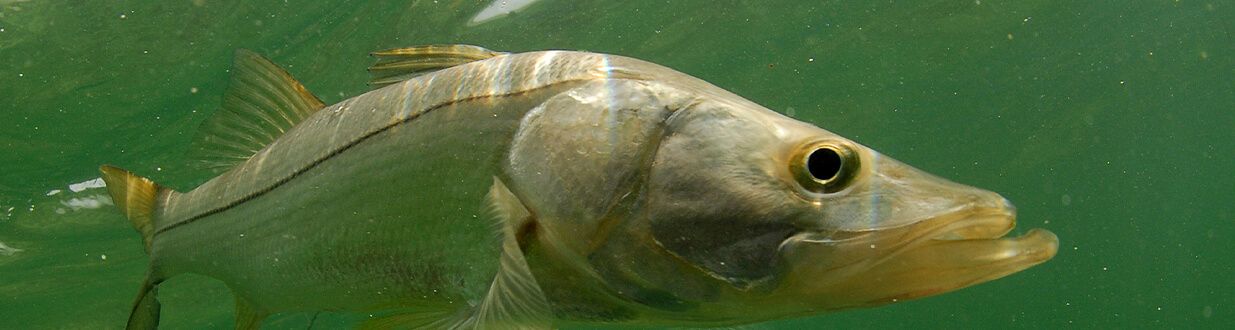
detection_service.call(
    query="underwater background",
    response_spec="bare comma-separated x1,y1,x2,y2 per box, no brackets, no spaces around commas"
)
0,1,1231,328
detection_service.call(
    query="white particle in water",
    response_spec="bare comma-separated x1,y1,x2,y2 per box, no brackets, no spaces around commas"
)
101,254,108,260
120,14,127,19
190,87,199,94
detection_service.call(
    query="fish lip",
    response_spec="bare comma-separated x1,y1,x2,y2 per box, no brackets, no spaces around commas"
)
927,206,1017,241
789,205,1029,270
799,204,1018,244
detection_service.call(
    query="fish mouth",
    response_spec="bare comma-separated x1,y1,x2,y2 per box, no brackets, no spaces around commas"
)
777,205,1058,309
867,207,1058,301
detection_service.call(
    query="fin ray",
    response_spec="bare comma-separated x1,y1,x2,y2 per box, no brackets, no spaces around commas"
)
366,44,507,89
99,165,162,252
189,49,325,173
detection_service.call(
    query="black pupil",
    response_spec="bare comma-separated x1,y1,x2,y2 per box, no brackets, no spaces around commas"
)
807,148,843,181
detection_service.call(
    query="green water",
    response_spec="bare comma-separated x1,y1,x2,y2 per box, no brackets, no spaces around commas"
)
1,1,1231,328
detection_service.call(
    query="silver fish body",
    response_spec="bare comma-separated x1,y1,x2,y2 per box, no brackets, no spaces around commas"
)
100,46,1057,329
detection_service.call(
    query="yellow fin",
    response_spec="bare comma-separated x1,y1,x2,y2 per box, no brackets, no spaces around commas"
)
189,49,326,173
367,44,507,89
99,165,162,253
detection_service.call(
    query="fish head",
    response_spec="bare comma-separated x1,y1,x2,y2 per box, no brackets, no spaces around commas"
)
618,99,1058,321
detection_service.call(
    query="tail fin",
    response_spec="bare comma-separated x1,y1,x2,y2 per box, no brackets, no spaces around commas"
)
99,165,160,252
99,165,166,330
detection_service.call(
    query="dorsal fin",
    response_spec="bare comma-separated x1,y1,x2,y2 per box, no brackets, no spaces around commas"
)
367,44,507,89
189,49,325,173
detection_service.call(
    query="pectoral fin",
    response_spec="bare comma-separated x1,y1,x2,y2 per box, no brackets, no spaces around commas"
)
360,178,550,329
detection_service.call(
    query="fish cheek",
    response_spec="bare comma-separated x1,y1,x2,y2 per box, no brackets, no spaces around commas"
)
649,209,796,289
642,105,806,291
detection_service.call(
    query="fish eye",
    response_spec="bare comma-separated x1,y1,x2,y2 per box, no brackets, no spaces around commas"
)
792,142,859,194
807,148,842,181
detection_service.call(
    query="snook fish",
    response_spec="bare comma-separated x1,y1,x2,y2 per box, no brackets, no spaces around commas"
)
100,45,1058,329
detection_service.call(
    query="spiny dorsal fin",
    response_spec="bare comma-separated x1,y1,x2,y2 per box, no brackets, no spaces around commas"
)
367,44,507,89
189,49,325,173
99,165,163,253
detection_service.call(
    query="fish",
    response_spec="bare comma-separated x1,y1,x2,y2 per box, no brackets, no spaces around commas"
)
99,44,1058,329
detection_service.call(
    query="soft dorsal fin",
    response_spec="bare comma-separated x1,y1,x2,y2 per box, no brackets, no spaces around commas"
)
189,49,325,173
367,44,507,89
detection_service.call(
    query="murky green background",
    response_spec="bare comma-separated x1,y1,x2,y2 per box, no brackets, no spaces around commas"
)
1,1,1231,328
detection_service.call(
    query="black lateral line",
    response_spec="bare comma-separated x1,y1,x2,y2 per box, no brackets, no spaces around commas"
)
157,80,586,235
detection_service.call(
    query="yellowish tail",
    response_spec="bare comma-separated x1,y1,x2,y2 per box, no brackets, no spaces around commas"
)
99,165,160,252
99,165,165,330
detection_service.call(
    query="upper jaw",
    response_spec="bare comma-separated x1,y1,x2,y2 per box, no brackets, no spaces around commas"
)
928,206,1017,241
